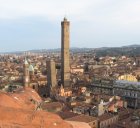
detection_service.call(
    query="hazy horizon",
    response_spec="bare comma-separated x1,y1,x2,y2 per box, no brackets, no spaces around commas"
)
0,0,140,52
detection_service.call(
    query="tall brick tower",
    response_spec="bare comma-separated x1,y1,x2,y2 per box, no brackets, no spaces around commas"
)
61,17,70,87
23,58,30,87
47,59,57,89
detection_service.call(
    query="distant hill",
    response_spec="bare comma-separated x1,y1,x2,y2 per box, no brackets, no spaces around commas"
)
94,44,140,57
122,44,140,48
1,44,140,56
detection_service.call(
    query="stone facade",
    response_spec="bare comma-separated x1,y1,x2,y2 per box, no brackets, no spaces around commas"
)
88,78,114,95
113,80,140,109
99,114,119,128
88,77,140,109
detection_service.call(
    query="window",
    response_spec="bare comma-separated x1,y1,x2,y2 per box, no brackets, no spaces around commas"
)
135,93,137,97
127,92,130,96
124,91,126,95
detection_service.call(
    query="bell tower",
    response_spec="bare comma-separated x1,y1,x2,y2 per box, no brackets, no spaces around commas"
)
23,58,30,87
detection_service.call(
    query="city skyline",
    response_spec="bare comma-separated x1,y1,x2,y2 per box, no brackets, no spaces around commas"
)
0,0,140,52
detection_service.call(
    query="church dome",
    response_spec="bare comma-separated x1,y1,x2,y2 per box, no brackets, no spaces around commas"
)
29,64,34,72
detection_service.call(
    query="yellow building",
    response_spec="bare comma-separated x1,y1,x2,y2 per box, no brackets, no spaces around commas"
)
118,74,138,82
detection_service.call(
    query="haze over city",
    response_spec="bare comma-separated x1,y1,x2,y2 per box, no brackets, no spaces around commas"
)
0,0,140,52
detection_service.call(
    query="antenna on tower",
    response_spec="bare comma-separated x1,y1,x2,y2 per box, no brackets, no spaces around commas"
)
64,10,67,20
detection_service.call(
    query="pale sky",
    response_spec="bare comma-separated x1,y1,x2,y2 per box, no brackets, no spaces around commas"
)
0,0,140,52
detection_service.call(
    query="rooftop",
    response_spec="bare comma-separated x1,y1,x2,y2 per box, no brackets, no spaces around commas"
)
66,114,97,123
57,111,79,120
98,113,118,122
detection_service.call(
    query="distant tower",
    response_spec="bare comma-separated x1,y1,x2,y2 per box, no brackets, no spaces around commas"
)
61,17,70,87
47,59,57,90
23,59,30,87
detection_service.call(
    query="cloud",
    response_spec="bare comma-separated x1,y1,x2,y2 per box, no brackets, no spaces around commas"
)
0,0,140,51
0,0,140,24
0,0,140,23
0,0,92,21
